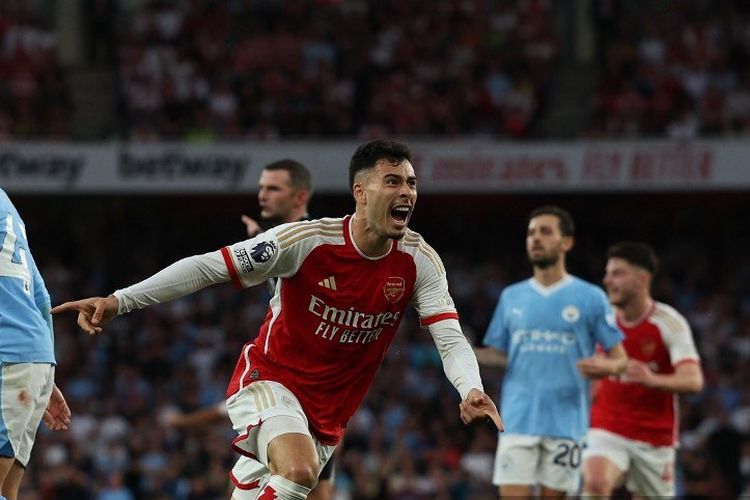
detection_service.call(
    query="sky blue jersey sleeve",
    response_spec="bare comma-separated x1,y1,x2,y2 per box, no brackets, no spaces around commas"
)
589,287,623,350
483,290,509,351
30,251,53,336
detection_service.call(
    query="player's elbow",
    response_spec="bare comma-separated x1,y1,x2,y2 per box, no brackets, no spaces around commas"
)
676,363,704,394
685,372,704,394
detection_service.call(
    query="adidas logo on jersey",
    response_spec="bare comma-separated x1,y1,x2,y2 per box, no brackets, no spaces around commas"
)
318,276,337,290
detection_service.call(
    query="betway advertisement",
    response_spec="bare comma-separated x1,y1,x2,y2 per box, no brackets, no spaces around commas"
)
0,140,746,193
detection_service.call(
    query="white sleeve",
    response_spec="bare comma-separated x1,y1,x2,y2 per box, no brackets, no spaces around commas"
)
221,226,302,289
653,304,700,365
409,240,458,325
114,250,229,314
220,230,290,288
114,227,294,314
427,318,484,399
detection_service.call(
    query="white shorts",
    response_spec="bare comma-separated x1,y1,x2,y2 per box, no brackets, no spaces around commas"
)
0,363,55,467
583,428,675,497
493,434,583,493
226,380,335,499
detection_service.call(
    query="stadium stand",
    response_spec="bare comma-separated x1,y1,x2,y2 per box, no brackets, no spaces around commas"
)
586,0,750,138
0,6,70,139
115,0,558,139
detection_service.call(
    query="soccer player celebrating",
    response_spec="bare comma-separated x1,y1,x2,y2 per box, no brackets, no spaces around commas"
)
0,188,70,500
163,159,337,500
475,206,627,498
53,140,502,500
582,242,703,498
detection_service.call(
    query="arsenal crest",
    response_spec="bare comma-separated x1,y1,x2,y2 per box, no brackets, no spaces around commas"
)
383,277,405,303
641,339,657,357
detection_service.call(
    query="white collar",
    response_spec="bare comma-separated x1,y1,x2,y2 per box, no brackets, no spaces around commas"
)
529,275,573,297
348,214,392,261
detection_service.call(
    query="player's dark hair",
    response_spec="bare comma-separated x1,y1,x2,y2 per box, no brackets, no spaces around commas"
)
264,159,313,193
349,140,412,190
607,241,659,275
528,205,575,237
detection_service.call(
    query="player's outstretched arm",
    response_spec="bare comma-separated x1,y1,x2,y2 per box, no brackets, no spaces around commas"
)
459,388,504,431
51,295,119,335
43,384,71,431
55,252,236,335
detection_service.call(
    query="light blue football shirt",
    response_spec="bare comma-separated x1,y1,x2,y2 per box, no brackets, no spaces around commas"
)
483,275,621,441
0,189,55,363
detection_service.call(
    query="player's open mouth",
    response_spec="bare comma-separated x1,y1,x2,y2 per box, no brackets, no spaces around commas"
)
390,205,411,225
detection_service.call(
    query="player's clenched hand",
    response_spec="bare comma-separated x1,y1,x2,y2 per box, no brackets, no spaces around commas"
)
51,295,119,335
577,353,612,379
459,388,504,432
43,384,71,431
241,214,262,237
625,359,655,387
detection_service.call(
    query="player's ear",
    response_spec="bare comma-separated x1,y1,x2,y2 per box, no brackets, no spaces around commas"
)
638,269,651,288
353,182,366,205
562,235,574,252
296,189,310,207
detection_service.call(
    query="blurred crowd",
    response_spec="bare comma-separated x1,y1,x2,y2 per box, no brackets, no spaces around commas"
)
1,0,559,141
0,7,70,139
10,194,750,499
116,0,557,140
586,0,750,138
7,1,750,140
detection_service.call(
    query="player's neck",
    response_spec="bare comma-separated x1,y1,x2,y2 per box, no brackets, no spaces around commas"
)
619,295,654,324
284,207,308,223
532,265,567,287
350,214,392,257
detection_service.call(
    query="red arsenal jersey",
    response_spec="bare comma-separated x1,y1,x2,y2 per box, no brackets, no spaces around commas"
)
220,216,458,444
590,302,700,446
